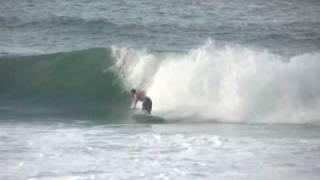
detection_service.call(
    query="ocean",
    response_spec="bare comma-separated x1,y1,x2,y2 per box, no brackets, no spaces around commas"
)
1,0,320,179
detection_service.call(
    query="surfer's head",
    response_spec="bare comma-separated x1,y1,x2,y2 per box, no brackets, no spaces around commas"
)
130,89,136,95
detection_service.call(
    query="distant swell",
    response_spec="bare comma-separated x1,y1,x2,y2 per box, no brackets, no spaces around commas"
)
0,15,116,28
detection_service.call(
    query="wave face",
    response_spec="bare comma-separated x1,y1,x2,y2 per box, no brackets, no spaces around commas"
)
112,41,320,124
0,48,130,119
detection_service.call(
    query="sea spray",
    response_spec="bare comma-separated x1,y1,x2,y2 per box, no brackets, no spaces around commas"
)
111,46,161,91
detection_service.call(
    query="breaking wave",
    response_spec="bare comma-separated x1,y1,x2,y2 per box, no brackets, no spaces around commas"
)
1,42,319,124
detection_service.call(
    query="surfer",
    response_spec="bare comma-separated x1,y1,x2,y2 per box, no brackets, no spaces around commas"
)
130,88,152,114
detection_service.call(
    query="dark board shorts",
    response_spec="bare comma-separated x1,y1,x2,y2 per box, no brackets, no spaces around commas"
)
142,97,152,114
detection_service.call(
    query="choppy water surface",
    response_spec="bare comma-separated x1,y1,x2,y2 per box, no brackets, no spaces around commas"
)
1,0,320,55
1,121,319,180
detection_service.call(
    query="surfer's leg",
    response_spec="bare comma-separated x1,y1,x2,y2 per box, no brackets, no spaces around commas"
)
147,98,152,114
143,97,152,114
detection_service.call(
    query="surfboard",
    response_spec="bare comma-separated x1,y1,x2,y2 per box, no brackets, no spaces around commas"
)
132,113,166,124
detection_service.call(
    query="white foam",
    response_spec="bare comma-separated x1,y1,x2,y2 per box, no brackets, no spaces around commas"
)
112,41,320,124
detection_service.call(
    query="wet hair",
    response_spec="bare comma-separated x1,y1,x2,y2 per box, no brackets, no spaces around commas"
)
130,89,136,94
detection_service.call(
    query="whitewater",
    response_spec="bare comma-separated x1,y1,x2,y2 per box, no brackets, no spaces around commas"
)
1,0,320,179
111,42,320,124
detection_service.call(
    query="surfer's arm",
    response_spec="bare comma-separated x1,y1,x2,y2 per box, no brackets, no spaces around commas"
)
131,95,138,109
